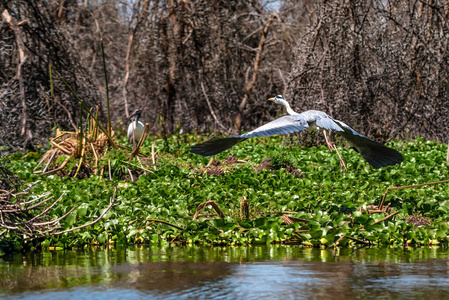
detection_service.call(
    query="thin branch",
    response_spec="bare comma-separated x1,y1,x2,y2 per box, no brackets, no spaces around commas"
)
151,139,162,170
193,200,225,220
235,14,276,129
34,187,117,239
130,123,149,158
123,34,133,117
371,211,400,225
2,9,32,149
27,193,65,223
57,101,77,130
32,206,76,226
379,179,449,210
100,39,112,136
40,155,70,175
200,81,227,131
139,218,183,231
18,192,51,205
327,235,346,249
345,235,369,245
50,139,71,154
41,150,57,174
1,195,55,212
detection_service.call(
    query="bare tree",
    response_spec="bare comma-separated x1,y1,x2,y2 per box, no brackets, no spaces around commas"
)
1,0,102,152
3,0,449,151
286,0,449,141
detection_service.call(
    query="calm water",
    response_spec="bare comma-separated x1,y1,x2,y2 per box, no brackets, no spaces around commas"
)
1,245,449,299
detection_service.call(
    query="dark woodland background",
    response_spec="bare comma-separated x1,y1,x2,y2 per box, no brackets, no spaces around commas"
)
1,0,449,152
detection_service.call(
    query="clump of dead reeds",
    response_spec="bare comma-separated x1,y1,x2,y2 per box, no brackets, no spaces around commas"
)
34,51,150,179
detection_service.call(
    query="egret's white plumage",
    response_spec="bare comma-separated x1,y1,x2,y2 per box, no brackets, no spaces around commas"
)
189,95,403,169
127,109,145,144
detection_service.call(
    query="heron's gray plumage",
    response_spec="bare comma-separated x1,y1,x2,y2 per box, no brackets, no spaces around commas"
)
239,115,308,138
189,137,246,156
334,119,403,168
189,95,403,169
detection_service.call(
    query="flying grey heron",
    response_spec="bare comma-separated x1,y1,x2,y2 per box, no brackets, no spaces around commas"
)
189,95,403,169
127,109,145,145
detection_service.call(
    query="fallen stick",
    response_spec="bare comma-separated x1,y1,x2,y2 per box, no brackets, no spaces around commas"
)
33,152,51,172
50,140,71,154
90,143,98,174
193,200,225,220
201,81,226,131
35,187,117,238
131,123,149,158
41,150,57,174
32,206,77,226
345,235,369,245
379,179,449,210
281,215,293,225
288,216,311,223
151,139,163,170
108,159,112,180
327,235,346,249
1,195,55,213
41,155,70,175
371,211,399,225
207,157,214,167
139,218,183,231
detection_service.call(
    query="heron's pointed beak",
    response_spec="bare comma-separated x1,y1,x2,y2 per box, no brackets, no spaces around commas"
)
268,97,275,101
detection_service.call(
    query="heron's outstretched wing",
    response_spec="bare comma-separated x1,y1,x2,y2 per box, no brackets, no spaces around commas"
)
333,120,403,168
238,115,308,138
315,117,344,132
297,113,402,168
190,110,404,169
189,115,308,156
189,137,246,156
299,110,345,132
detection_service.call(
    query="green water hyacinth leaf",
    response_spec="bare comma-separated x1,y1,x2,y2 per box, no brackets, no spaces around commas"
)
97,233,107,244
77,203,89,217
65,212,77,226
41,240,50,249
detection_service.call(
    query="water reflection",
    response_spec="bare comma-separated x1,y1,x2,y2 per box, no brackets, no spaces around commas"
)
1,246,449,299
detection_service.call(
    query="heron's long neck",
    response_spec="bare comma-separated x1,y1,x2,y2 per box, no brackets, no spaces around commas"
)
135,116,139,125
281,100,298,115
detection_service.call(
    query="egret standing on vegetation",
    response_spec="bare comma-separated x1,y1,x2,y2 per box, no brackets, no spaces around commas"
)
127,109,145,145
189,95,403,170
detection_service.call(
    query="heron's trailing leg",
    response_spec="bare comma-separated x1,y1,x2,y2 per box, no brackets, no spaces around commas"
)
323,130,347,172
323,129,333,152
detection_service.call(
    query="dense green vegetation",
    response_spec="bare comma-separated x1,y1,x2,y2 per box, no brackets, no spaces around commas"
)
4,135,449,252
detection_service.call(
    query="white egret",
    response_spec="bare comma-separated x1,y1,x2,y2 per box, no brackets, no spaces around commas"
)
127,109,145,145
189,95,403,169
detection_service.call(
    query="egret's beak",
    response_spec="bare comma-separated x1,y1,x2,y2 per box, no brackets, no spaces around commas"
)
268,97,275,102
127,111,137,123
127,109,142,123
